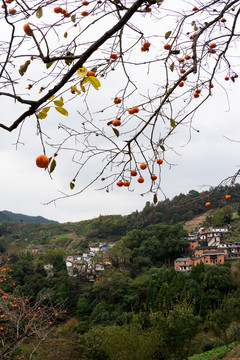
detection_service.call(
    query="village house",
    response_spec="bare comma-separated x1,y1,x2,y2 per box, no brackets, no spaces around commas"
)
174,258,193,272
175,226,232,272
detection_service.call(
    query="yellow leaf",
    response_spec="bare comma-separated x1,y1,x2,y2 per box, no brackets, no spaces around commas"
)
70,85,81,95
77,66,87,79
36,7,43,18
55,106,68,116
48,95,55,100
80,85,85,92
38,112,47,119
81,78,89,85
54,96,64,106
37,107,50,119
88,76,101,90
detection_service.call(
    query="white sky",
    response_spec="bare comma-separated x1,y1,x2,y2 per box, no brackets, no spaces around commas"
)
0,1,240,223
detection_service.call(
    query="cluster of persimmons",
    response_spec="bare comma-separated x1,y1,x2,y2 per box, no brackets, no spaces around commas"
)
116,158,163,187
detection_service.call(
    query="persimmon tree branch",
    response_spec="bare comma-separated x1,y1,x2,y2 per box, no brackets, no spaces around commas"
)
0,0,147,132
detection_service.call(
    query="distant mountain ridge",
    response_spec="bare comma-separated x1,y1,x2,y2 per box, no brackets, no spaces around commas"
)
0,210,58,224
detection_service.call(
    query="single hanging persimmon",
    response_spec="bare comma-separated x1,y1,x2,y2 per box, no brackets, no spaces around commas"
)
142,41,151,51
151,174,157,181
23,23,33,36
9,8,17,14
225,194,231,200
112,119,121,126
117,180,124,187
156,158,163,164
87,70,95,76
110,53,118,59
131,170,137,176
114,98,121,104
137,176,144,183
205,202,211,207
140,163,147,170
54,6,63,13
209,43,216,48
164,44,171,50
36,155,49,168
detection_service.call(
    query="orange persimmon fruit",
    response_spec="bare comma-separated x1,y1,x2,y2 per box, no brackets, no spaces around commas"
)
9,8,16,14
112,119,121,126
54,6,63,13
209,43,216,48
87,70,95,76
164,44,171,50
114,98,121,104
137,176,144,183
36,155,49,168
110,53,118,59
140,163,147,170
117,181,124,187
23,23,33,36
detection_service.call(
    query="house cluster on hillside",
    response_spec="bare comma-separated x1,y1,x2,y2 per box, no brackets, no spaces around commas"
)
43,243,113,282
174,226,240,272
65,242,112,281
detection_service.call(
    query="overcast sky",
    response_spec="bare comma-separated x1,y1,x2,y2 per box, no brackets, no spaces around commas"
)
1,1,240,223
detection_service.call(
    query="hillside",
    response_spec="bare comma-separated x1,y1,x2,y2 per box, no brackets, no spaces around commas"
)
0,183,240,255
0,210,57,224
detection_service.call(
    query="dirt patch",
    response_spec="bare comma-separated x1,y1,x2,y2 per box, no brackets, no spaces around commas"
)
184,213,210,232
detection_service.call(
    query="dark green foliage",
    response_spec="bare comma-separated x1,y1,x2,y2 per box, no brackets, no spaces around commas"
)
154,303,202,360
212,206,233,226
207,292,240,347
121,223,188,270
76,297,91,318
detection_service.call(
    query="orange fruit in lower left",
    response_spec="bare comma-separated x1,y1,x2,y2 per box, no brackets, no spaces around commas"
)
36,155,49,168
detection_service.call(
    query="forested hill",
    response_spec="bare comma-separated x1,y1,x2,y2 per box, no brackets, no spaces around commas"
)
84,184,240,241
0,210,57,224
0,184,239,252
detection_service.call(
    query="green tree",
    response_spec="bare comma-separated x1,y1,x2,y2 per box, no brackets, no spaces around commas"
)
155,303,202,360
76,297,91,318
107,241,132,269
212,206,233,226
208,294,240,347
